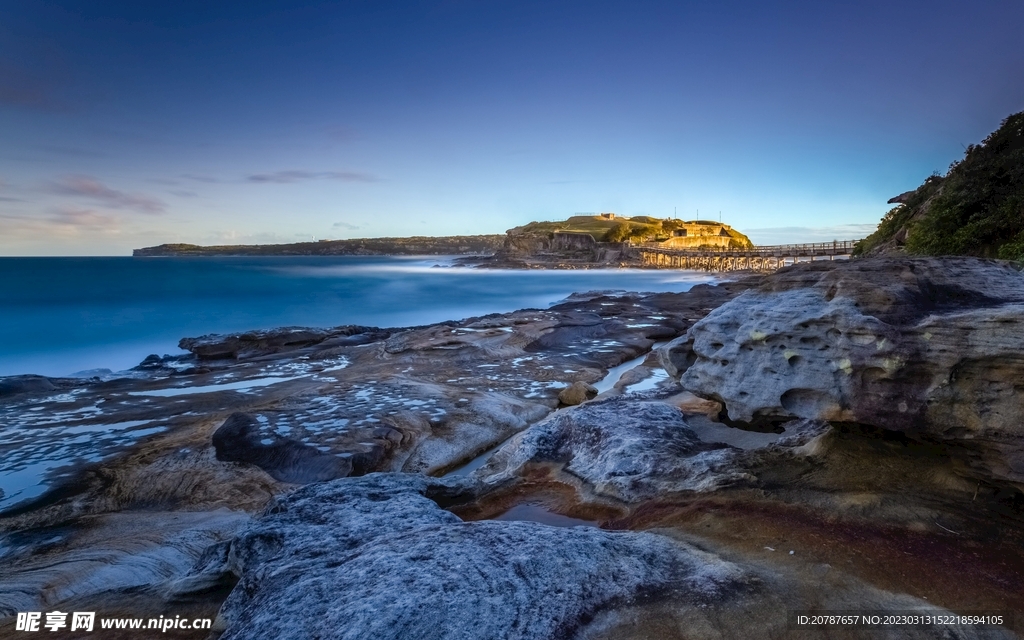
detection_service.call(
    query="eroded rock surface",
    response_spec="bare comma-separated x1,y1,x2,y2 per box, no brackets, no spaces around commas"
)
478,398,753,501
0,510,248,617
206,474,748,640
662,257,1024,488
557,380,597,405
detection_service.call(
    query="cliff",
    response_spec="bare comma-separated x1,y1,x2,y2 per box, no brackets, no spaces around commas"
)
133,235,506,257
855,110,1024,259
507,214,753,248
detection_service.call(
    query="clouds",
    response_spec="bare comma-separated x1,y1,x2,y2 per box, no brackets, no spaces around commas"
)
332,221,360,230
246,170,378,184
47,175,165,213
1,206,120,238
48,206,120,231
177,170,379,185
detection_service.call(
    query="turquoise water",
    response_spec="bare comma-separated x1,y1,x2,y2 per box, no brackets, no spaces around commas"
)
0,256,714,378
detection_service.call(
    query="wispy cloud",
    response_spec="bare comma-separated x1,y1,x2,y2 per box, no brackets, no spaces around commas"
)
1,207,121,237
332,221,360,230
181,174,223,184
246,170,378,184
48,206,120,230
47,175,165,213
169,189,199,198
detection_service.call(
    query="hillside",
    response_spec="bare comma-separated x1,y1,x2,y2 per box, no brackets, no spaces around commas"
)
855,111,1024,260
510,214,753,248
133,235,506,257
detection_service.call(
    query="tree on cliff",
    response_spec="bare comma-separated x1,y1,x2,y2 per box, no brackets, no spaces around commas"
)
855,111,1024,260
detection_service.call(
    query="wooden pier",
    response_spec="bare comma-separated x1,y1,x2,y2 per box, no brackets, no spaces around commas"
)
631,239,861,272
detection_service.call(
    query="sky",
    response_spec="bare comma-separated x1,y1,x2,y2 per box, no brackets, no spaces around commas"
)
1,0,1023,256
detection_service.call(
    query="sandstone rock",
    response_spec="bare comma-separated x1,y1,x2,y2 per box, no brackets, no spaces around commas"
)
204,473,747,640
0,375,55,397
558,381,597,405
666,390,723,418
478,397,751,501
0,510,247,616
662,257,1024,488
212,412,356,483
179,325,385,360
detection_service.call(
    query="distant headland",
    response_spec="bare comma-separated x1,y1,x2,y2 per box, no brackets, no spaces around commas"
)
132,214,754,264
133,235,506,257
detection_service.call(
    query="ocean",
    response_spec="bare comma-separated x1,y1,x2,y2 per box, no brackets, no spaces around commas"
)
0,256,716,378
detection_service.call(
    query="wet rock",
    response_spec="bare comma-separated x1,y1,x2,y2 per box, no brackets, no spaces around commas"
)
663,257,1024,487
0,375,55,397
0,510,247,616
665,391,723,418
212,412,355,483
558,381,597,405
478,397,752,501
207,473,747,640
179,325,382,360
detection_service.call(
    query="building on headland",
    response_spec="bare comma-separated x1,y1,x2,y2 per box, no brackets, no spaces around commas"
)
599,212,616,219
658,221,742,249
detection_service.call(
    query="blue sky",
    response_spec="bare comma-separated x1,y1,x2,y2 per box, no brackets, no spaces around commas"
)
2,0,1023,255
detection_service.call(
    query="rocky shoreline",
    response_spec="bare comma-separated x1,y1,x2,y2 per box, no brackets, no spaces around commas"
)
2,256,1023,638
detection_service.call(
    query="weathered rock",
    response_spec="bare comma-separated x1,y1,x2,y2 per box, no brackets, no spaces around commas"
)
205,473,747,640
179,325,385,360
558,381,597,405
478,398,752,501
0,375,55,397
0,510,247,616
213,412,358,483
662,257,1024,488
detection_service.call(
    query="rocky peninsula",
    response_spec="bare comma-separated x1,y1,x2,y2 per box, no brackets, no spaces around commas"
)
133,235,506,257
132,215,757,270
2,254,1023,638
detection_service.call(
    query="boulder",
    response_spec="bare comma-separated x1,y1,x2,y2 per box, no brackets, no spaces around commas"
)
179,325,384,359
557,381,598,405
478,397,751,501
0,375,55,397
661,257,1024,488
202,473,747,640
212,412,355,483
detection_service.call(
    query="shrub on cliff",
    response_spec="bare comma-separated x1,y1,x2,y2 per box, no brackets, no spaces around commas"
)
855,111,1024,259
604,222,633,242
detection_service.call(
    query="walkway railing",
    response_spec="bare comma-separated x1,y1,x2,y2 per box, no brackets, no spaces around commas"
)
628,239,864,272
630,239,861,256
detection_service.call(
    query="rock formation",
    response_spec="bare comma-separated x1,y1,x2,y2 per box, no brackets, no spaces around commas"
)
5,259,1024,638
556,381,597,405
662,256,1024,488
478,398,752,501
197,474,749,640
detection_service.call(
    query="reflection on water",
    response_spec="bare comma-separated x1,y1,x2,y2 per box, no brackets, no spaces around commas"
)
492,502,599,528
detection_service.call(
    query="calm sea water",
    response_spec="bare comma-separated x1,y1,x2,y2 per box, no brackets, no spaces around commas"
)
0,256,715,378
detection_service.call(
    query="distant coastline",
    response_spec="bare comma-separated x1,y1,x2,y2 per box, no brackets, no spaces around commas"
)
133,235,506,257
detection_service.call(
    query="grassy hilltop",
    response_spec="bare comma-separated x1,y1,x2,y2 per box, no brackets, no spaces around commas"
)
855,111,1024,260
511,215,753,246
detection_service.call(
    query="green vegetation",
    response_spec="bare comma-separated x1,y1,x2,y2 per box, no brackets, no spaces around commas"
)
514,215,652,241
133,235,506,257
513,215,752,246
854,111,1024,260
